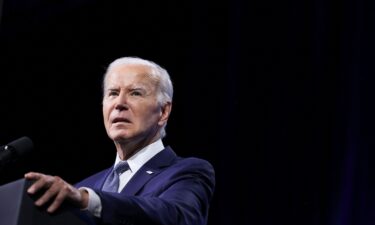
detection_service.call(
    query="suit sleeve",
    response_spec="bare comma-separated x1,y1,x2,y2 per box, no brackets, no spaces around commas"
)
95,159,215,225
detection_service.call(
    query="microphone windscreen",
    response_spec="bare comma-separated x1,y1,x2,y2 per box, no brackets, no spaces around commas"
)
7,136,33,156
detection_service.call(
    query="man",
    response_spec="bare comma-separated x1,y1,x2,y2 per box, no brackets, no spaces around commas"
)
24,57,215,225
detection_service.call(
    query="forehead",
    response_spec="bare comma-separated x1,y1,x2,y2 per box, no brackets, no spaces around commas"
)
105,64,157,88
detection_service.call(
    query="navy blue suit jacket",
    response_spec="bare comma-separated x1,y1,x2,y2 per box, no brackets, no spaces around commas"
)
74,146,215,225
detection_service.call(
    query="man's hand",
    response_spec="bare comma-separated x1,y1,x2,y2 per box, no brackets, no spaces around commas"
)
24,172,89,213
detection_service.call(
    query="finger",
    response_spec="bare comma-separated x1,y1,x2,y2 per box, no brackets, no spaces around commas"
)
24,172,43,180
35,176,70,212
47,187,68,213
25,173,53,194
34,179,61,207
46,179,74,213
48,183,85,212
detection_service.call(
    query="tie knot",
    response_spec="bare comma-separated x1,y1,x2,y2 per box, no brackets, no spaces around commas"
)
114,161,129,175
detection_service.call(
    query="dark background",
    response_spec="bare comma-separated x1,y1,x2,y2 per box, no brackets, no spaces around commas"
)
1,0,375,225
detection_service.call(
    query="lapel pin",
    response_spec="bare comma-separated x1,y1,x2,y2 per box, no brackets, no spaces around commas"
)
146,170,154,174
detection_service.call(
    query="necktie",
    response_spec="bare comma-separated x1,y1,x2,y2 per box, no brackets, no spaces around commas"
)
102,161,130,193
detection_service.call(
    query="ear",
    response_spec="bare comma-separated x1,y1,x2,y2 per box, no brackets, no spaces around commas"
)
158,102,172,126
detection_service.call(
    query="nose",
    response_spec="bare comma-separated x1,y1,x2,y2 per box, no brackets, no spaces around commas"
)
115,102,128,111
114,92,129,111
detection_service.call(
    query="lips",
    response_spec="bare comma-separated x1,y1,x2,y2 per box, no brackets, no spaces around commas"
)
112,117,131,124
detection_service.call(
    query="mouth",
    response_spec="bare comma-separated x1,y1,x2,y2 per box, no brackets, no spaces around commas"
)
112,117,131,124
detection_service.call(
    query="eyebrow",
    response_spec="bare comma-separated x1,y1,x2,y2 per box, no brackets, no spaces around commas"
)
105,85,148,92
105,87,120,92
129,87,147,91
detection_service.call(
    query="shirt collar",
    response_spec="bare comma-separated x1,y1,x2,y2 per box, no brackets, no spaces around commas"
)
114,139,164,174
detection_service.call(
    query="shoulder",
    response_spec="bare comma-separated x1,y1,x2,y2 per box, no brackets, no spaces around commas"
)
163,146,214,169
159,146,215,176
156,155,215,185
176,156,214,172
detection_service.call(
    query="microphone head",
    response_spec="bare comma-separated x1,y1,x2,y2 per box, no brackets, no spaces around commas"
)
6,136,33,157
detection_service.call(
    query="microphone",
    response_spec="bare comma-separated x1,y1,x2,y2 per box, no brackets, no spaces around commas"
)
0,136,33,168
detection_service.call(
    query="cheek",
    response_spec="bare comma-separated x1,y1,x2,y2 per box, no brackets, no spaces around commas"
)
140,107,162,122
102,104,111,121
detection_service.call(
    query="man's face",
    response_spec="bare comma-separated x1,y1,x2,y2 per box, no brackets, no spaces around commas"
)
102,64,166,143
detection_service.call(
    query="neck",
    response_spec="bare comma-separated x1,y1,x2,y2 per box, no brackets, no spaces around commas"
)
115,134,161,160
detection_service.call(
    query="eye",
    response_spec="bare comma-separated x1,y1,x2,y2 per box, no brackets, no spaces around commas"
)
130,90,143,96
108,90,119,97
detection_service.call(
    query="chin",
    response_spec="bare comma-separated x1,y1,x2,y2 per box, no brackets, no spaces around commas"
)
109,131,131,142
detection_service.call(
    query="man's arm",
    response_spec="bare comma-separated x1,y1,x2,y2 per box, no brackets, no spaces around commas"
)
24,172,89,213
25,158,215,225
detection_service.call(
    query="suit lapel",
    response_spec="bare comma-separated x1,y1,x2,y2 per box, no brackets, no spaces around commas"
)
95,168,113,190
121,146,177,195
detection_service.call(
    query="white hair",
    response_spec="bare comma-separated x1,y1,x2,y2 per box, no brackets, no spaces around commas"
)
103,56,174,138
